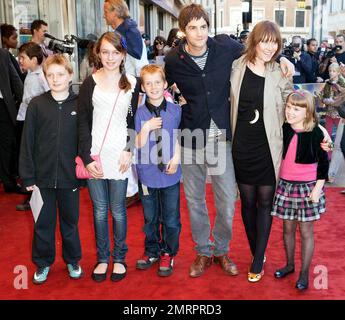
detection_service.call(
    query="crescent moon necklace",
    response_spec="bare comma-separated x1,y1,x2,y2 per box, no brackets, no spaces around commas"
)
249,109,260,124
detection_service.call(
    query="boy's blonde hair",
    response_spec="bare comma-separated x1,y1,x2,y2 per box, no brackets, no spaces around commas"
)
329,62,340,72
43,54,73,75
140,64,166,82
286,90,318,132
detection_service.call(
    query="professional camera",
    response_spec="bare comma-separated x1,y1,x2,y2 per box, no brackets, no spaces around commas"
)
325,45,343,59
44,33,76,55
283,43,301,58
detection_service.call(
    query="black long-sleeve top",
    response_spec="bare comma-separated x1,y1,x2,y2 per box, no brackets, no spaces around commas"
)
282,123,329,180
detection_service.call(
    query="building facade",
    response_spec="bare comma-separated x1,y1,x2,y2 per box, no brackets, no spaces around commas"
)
192,0,312,43
0,0,189,80
312,0,345,43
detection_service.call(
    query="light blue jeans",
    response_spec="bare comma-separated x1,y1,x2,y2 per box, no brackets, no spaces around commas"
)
181,138,237,257
87,179,128,263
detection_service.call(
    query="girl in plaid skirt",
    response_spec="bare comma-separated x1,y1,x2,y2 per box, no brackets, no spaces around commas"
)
271,90,329,290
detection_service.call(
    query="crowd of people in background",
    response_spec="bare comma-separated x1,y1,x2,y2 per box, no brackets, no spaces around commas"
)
0,0,343,292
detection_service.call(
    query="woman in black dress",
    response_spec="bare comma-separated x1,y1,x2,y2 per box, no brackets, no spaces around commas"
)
230,21,293,282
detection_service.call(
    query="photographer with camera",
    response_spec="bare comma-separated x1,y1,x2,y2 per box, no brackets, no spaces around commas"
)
319,35,345,80
306,38,324,83
31,20,53,58
330,34,345,65
287,36,312,84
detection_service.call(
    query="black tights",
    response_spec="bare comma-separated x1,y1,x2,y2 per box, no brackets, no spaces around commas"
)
238,183,275,273
282,220,314,279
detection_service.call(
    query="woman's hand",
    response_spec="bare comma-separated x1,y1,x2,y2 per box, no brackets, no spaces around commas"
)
279,57,295,78
320,137,333,152
26,185,37,191
119,151,132,174
165,154,180,175
308,187,322,203
178,95,187,106
86,161,104,179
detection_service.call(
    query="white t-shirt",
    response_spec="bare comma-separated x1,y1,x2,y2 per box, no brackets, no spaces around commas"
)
91,74,136,180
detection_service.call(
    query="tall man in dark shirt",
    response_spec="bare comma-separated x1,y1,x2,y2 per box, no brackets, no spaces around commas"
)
165,4,294,278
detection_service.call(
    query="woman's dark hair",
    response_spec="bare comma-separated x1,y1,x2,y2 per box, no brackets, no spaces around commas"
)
96,31,131,92
166,28,179,47
153,36,166,57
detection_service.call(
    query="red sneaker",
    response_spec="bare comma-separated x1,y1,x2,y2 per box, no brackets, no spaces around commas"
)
158,253,174,277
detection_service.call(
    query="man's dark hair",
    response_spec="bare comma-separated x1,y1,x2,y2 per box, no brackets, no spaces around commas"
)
0,23,17,39
19,42,44,65
178,4,209,32
306,38,317,46
30,20,48,35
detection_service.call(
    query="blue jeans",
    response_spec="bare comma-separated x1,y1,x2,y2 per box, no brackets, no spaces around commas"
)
87,179,128,263
138,182,181,257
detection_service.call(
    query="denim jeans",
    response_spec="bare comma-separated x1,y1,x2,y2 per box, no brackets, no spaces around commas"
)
181,139,237,257
138,182,181,257
87,179,128,263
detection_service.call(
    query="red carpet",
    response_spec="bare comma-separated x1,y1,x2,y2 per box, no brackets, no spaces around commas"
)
0,185,344,300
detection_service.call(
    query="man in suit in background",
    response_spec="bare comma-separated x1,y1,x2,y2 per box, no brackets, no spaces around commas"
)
0,48,23,193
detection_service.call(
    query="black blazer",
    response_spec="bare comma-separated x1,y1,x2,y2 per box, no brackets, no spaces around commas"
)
282,123,329,180
165,35,243,149
0,48,23,125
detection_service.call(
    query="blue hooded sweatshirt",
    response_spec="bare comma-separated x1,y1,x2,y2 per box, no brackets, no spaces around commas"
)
116,18,143,60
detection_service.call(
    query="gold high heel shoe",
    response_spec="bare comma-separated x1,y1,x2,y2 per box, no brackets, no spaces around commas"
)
248,270,264,283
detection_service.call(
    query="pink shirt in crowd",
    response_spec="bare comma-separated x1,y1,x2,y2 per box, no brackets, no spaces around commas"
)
280,131,317,182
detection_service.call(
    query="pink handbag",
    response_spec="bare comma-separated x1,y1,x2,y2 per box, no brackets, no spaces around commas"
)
75,90,121,179
75,155,101,179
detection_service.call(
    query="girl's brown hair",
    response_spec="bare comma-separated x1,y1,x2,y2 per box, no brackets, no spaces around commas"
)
243,20,282,65
286,90,318,132
96,31,131,92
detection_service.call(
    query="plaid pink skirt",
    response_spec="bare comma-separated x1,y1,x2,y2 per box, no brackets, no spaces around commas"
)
271,179,326,222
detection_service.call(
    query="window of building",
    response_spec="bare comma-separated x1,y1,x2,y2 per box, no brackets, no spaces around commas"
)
229,9,242,29
330,0,342,12
275,10,285,27
158,11,164,31
252,9,264,24
207,8,213,29
296,10,305,28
